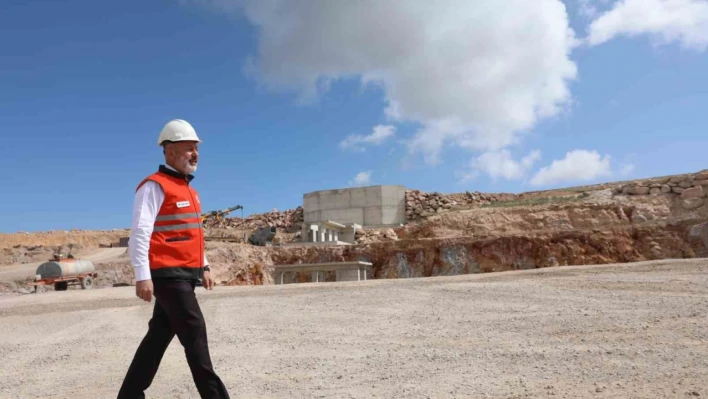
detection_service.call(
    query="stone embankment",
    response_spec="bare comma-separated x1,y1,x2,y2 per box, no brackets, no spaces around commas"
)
405,190,518,221
615,170,708,210
203,206,303,231
405,190,456,221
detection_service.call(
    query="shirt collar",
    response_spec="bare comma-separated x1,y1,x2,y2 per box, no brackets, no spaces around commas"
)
159,164,195,182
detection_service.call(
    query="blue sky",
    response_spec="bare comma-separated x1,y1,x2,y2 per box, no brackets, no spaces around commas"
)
2,0,707,233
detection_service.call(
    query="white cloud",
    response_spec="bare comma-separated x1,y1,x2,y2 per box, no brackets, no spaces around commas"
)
578,0,599,19
586,0,708,50
199,0,578,164
339,125,396,151
467,149,542,181
522,151,543,169
619,163,635,177
348,171,372,187
530,149,612,186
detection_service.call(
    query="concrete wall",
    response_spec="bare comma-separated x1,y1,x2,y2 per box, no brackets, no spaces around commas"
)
303,185,406,227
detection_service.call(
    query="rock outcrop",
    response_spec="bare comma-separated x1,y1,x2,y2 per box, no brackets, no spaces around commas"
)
405,190,457,221
203,206,304,231
405,189,520,222
355,228,399,244
614,171,708,212
198,221,704,285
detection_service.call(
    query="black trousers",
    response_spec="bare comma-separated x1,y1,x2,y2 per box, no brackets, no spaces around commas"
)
117,279,230,399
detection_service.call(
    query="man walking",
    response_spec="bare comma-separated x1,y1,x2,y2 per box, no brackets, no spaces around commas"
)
118,119,230,399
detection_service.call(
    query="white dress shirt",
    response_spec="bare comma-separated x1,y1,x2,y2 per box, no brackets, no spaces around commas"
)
129,164,208,281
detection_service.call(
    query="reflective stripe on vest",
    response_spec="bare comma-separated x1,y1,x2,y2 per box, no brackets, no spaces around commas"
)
137,169,204,278
153,223,203,232
155,212,201,222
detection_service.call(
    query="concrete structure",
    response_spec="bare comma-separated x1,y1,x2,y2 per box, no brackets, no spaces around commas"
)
273,261,372,285
303,185,406,228
300,220,361,245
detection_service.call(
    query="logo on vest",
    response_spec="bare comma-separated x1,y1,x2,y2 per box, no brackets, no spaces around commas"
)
176,201,190,208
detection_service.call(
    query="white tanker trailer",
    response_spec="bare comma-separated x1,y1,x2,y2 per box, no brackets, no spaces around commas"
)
31,253,98,292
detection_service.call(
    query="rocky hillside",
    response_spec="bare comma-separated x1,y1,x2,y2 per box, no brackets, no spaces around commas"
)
200,192,708,286
2,169,707,293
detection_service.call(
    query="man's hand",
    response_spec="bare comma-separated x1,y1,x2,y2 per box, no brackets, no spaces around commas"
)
136,279,154,302
202,271,214,290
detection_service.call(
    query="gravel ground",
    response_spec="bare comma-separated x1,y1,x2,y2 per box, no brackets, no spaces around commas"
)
0,259,706,398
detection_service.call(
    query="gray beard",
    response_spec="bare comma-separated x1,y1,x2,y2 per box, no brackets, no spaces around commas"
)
178,154,197,174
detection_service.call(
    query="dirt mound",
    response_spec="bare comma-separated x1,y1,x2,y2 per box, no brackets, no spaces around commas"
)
0,245,75,266
76,243,273,290
0,230,128,250
204,242,273,285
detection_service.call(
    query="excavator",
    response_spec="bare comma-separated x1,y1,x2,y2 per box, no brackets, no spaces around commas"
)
201,205,243,224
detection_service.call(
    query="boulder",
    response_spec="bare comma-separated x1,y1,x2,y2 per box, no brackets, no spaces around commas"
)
661,185,671,193
649,187,662,195
694,178,708,189
672,187,685,194
695,171,708,180
632,214,648,223
681,186,705,200
382,229,398,240
682,198,705,210
629,186,650,195
679,180,694,189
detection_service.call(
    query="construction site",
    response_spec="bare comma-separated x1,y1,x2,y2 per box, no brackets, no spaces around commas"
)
1,169,707,397
5,0,708,396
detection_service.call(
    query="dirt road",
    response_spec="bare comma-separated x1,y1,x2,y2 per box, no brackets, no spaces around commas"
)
0,259,706,398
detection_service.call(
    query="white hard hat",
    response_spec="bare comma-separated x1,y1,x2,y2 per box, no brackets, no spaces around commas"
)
157,119,202,146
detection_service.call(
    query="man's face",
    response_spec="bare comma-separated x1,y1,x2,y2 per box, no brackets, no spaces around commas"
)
165,141,199,175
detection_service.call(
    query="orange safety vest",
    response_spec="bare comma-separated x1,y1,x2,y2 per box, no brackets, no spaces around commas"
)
136,165,205,280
